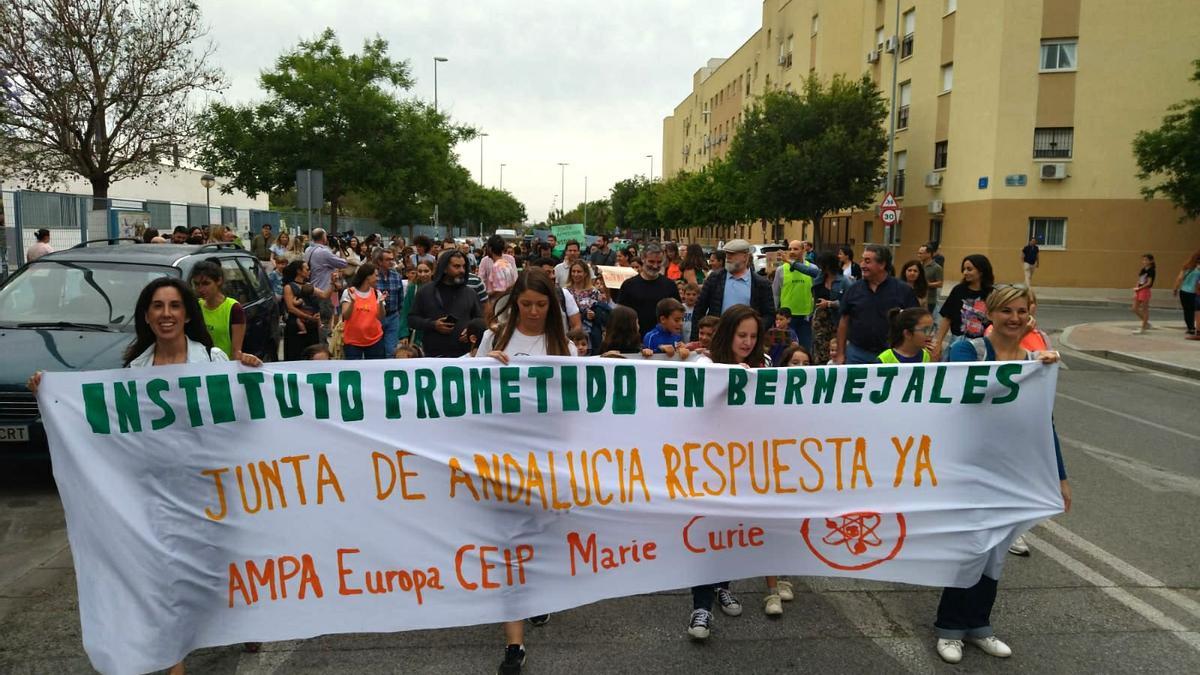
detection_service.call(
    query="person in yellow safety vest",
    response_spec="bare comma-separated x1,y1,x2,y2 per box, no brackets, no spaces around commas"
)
876,307,934,364
772,239,820,350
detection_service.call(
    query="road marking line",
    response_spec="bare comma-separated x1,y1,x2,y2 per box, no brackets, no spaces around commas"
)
1038,520,1200,621
1060,436,1200,498
1023,532,1200,653
1055,393,1200,442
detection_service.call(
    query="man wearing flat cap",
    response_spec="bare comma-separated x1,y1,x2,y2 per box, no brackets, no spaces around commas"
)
690,239,776,341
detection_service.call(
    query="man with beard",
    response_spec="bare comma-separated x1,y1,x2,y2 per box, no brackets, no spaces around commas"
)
690,239,776,341
617,242,681,339
408,250,482,357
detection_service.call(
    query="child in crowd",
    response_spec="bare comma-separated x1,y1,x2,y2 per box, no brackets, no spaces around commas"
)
765,307,800,366
685,315,720,354
302,344,331,360
463,318,488,357
394,343,424,359
777,344,811,367
567,328,591,356
599,305,646,357
681,283,699,341
643,298,686,356
877,308,934,364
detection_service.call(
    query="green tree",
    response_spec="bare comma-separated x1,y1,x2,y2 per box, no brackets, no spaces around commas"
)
609,177,646,232
1134,59,1200,221
0,0,224,207
559,198,612,232
197,29,470,231
727,73,887,246
626,180,662,234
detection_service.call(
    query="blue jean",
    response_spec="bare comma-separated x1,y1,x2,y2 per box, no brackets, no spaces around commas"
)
381,312,401,356
845,341,878,365
789,315,812,351
344,340,386,360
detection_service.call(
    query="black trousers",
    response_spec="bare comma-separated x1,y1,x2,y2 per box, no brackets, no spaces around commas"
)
691,581,731,611
1181,291,1196,333
934,574,998,639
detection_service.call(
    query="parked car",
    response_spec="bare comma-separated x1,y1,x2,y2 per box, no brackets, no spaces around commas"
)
0,241,280,461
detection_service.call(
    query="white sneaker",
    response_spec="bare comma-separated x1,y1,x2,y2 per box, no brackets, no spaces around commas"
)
763,594,783,616
687,608,712,640
1132,327,1146,335
777,579,795,601
1008,534,1031,556
936,638,964,664
969,635,1013,658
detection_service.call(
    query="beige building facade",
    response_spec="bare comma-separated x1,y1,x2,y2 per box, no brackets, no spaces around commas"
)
662,0,1200,288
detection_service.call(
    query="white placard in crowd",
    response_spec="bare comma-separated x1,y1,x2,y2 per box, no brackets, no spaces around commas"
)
595,264,638,288
39,358,1063,674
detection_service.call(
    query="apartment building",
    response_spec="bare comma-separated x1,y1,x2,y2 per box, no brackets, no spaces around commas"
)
661,0,1200,288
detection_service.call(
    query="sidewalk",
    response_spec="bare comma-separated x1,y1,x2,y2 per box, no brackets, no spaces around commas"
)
1060,321,1200,379
1024,287,1177,309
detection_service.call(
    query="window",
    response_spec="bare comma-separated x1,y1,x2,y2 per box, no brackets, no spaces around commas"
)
897,81,911,129
746,68,752,94
895,151,907,197
864,221,874,243
220,258,253,304
929,219,943,245
875,27,885,50
1033,127,1073,159
901,9,915,58
785,35,794,68
1040,39,1077,71
941,63,954,92
1029,217,1067,248
811,14,819,35
890,220,903,245
944,0,957,14
934,141,948,170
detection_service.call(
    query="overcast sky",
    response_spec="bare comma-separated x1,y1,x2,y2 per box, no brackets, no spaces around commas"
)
198,0,760,224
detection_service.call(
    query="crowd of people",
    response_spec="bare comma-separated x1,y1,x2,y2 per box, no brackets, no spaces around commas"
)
26,225,1083,674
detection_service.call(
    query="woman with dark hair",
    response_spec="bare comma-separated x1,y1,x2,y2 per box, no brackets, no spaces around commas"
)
810,253,851,365
900,259,929,301
837,245,862,280
477,269,576,359
1171,248,1200,337
688,304,772,639
282,260,325,361
933,254,995,360
189,258,247,360
339,262,387,359
616,247,634,267
475,268,575,675
708,250,726,274
28,276,261,675
680,243,708,286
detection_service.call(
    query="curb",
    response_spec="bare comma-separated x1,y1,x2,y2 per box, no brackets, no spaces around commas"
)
1038,298,1176,310
1060,323,1200,381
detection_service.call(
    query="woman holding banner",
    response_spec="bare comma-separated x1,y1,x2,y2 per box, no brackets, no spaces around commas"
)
688,305,781,639
476,268,575,675
28,277,263,674
933,284,1070,664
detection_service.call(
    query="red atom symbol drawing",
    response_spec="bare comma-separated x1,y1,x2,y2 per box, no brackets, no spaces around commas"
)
801,511,907,571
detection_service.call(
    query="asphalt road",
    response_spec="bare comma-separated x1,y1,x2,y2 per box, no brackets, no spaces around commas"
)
1,303,1197,674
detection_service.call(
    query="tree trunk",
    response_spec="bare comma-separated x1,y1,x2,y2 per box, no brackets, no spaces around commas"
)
328,195,340,234
90,175,110,212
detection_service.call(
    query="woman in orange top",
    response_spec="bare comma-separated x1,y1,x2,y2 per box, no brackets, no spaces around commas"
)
339,262,387,359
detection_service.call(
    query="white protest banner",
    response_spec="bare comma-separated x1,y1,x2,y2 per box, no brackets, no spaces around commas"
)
596,264,637,289
39,359,1063,674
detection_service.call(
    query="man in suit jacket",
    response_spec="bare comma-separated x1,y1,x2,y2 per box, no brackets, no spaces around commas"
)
690,239,776,340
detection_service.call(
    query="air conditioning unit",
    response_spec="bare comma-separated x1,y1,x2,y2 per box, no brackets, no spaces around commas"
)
928,199,944,214
866,50,881,64
924,172,943,188
1040,163,1069,180
884,36,899,53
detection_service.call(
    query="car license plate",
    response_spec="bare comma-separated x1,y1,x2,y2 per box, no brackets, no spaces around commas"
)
0,425,29,442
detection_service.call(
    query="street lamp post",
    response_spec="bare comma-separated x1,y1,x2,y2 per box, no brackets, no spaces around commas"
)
499,163,506,190
645,154,653,181
433,57,448,232
480,133,489,186
433,57,448,112
558,162,568,219
200,174,215,227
